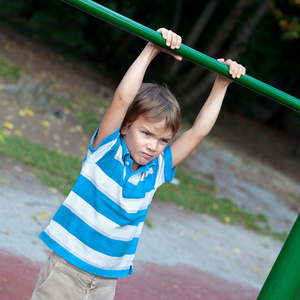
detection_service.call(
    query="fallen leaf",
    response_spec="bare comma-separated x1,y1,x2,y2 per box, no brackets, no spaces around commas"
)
40,120,51,128
48,187,58,194
190,235,198,241
224,216,231,224
0,276,8,282
19,109,27,117
24,107,35,116
63,108,71,115
233,248,242,254
31,212,49,221
3,232,12,237
261,236,270,243
171,284,180,289
38,212,49,218
179,231,185,237
14,130,22,136
252,267,259,273
3,121,14,130
214,246,229,258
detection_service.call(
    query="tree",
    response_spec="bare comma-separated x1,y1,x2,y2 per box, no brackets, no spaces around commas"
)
165,0,220,82
175,0,250,96
181,0,273,110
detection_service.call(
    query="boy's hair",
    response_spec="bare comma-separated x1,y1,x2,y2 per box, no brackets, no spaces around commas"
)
121,82,181,136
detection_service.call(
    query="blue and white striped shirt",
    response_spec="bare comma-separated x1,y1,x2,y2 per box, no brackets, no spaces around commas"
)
40,126,176,278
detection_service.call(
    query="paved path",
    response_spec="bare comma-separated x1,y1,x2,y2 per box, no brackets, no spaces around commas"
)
0,155,293,300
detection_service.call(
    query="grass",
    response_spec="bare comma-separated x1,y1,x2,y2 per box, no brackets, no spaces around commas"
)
0,131,288,241
0,134,81,195
0,56,23,81
0,49,288,241
156,164,288,241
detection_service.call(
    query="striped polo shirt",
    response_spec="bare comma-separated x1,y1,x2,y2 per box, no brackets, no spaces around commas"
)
40,126,176,278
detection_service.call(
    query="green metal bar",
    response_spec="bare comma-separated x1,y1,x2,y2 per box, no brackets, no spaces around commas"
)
257,214,300,299
61,0,300,112
61,1,300,298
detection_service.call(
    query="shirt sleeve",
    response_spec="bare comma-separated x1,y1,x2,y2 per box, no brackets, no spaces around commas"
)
154,144,177,189
163,144,177,182
88,124,120,154
83,125,121,163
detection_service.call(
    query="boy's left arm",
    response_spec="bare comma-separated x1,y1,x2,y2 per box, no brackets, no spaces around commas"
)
171,59,246,168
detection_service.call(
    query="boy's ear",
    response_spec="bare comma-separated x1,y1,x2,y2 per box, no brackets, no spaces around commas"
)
120,125,127,135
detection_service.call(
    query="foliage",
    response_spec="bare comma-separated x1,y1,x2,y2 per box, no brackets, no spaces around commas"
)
270,0,300,40
0,0,299,128
1,0,299,125
0,56,23,81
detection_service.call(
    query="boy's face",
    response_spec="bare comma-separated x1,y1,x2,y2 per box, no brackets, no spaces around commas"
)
121,116,174,172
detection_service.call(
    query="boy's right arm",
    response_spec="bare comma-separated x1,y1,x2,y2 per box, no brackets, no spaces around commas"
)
92,28,182,149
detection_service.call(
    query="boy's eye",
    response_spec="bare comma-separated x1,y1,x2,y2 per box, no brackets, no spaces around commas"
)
161,139,169,144
142,131,150,136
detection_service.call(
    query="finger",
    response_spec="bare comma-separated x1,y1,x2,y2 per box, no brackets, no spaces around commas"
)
174,35,182,49
173,54,182,61
225,59,234,76
235,64,246,78
228,61,238,78
165,30,173,47
241,66,246,76
158,28,168,41
170,33,178,49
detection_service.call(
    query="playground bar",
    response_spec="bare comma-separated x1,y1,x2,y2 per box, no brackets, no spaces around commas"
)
257,214,300,299
61,0,300,298
61,0,300,112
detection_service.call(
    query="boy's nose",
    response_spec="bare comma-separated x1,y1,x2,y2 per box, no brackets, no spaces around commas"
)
147,140,158,152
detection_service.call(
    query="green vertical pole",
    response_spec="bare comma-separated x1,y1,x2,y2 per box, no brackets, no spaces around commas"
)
61,0,300,112
257,214,300,300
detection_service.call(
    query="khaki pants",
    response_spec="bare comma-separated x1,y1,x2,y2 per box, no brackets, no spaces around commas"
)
31,252,117,300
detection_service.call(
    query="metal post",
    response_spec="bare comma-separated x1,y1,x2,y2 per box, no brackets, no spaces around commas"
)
257,214,300,299
61,0,300,112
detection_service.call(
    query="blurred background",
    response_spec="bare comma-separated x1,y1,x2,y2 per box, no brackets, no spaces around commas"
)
1,0,299,123
0,3,299,298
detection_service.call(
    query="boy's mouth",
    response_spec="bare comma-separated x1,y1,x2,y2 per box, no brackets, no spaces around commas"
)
142,152,153,159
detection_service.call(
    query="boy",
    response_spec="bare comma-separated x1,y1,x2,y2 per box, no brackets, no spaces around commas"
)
31,28,245,299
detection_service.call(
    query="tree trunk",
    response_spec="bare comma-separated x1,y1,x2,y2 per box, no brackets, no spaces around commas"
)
176,0,249,94
166,0,220,82
224,0,273,59
162,0,184,73
182,0,273,109
170,0,183,32
113,3,158,61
